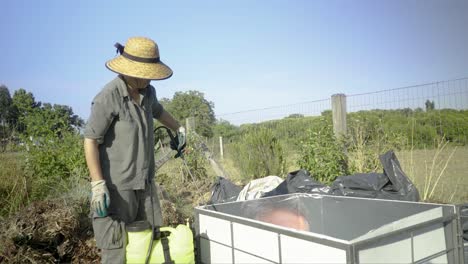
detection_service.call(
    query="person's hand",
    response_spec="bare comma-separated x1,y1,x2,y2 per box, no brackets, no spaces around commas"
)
91,180,110,217
176,126,186,152
170,126,186,158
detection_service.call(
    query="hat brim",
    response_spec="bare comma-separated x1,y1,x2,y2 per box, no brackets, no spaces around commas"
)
106,55,173,80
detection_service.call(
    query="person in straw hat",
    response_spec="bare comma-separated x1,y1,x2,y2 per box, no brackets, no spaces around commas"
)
83,36,185,263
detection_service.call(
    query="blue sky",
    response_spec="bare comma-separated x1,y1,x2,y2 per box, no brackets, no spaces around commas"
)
1,0,467,122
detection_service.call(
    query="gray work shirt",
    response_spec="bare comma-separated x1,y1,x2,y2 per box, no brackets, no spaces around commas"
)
84,76,164,190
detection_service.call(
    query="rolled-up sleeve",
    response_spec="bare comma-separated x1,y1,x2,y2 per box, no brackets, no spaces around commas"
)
84,93,118,144
151,87,164,119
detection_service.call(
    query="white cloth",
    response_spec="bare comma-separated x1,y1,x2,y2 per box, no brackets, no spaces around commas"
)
237,176,284,201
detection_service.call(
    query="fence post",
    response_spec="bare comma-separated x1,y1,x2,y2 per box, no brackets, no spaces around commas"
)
331,94,347,139
185,117,195,134
219,136,224,159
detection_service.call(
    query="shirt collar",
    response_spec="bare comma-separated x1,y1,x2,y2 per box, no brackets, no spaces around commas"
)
116,76,130,101
115,76,151,106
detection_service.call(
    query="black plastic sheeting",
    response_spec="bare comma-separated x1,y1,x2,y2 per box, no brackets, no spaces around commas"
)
209,176,242,204
330,151,420,201
262,170,328,197
209,150,420,204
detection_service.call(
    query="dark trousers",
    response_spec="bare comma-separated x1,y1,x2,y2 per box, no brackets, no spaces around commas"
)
92,182,162,264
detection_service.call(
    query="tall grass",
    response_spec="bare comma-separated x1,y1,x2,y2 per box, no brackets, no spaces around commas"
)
347,119,462,203
0,131,89,219
421,139,457,201
0,152,29,218
399,143,463,203
400,118,463,203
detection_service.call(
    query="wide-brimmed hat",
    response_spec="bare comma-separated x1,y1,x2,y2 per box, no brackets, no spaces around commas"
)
106,37,173,80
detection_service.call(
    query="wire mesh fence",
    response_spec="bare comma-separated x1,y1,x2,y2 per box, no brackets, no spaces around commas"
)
217,98,332,125
210,77,468,203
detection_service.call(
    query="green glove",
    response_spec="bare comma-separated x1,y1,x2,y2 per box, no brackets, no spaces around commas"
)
91,180,110,217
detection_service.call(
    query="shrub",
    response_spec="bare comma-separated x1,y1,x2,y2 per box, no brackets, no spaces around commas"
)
346,117,407,174
297,118,348,184
23,131,87,201
231,128,286,180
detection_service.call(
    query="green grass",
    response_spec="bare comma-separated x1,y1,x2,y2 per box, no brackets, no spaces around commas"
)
0,150,90,219
0,152,29,218
397,146,468,204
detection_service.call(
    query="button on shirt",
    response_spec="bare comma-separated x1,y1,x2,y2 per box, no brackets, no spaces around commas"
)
84,77,164,190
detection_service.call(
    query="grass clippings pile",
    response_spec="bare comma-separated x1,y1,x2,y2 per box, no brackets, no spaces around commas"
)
0,199,99,263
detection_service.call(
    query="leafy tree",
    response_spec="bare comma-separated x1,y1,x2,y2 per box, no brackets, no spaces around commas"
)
286,113,304,119
12,88,40,116
24,103,83,138
425,100,435,111
160,90,216,137
9,89,83,138
321,110,332,117
213,119,238,139
11,88,41,133
0,85,22,140
0,85,13,124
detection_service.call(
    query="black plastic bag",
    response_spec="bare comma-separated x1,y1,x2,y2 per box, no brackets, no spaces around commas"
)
262,170,327,198
330,150,420,201
329,173,389,198
209,176,242,204
378,151,420,201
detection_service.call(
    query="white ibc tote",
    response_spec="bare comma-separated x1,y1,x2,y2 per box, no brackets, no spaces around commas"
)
195,193,465,264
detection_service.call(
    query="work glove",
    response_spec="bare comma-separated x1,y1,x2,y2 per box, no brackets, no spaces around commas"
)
170,126,186,158
91,180,110,217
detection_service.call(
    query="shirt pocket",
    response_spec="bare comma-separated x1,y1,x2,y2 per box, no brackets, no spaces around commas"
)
107,120,138,162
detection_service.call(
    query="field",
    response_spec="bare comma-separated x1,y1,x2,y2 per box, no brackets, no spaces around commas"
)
397,146,468,204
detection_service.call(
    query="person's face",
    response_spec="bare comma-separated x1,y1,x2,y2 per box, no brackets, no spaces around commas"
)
256,208,310,231
125,76,151,90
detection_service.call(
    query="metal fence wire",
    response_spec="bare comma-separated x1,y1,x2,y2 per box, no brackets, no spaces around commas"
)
212,77,468,203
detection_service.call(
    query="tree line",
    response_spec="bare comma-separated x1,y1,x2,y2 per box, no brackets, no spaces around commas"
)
0,85,219,141
2,82,465,156
0,85,83,140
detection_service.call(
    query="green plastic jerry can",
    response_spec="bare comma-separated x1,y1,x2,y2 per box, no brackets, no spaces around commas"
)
126,221,195,264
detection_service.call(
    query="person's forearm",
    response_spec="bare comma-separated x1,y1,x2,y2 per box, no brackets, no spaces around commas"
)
84,138,104,182
157,110,181,131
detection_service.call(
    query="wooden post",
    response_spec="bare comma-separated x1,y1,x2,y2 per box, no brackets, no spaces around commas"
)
185,117,195,134
331,94,347,139
219,136,224,159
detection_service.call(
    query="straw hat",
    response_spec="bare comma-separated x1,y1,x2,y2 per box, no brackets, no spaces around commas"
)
106,37,173,80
